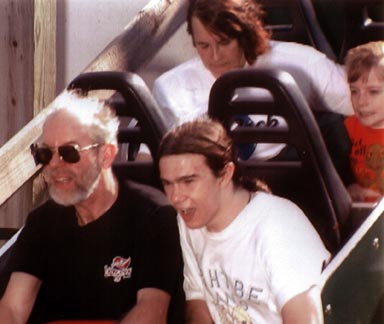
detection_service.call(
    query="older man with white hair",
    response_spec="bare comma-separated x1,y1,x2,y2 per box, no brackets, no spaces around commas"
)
0,91,185,324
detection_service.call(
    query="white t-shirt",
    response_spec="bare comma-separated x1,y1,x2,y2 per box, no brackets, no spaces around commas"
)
177,192,331,324
153,41,353,160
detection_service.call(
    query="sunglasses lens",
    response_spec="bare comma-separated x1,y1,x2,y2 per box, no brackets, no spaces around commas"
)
58,145,80,163
35,148,53,165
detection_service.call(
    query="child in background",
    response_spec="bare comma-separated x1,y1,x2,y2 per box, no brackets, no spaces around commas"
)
344,41,384,202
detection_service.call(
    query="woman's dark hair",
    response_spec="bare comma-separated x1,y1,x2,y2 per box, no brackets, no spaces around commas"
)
157,117,270,193
187,0,271,64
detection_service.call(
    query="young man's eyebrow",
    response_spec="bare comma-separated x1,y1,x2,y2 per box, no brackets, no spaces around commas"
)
179,174,198,181
161,174,198,184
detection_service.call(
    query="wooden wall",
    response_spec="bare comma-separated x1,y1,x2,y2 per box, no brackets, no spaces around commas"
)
0,0,56,230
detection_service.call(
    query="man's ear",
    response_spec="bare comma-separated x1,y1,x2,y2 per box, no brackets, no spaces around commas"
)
100,144,117,168
219,162,235,187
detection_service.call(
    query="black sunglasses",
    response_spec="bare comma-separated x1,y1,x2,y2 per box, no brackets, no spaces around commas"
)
31,143,101,165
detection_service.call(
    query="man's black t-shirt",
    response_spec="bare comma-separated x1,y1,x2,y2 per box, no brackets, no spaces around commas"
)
9,180,185,323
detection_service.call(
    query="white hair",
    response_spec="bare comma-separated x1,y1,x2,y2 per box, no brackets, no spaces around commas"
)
46,90,120,146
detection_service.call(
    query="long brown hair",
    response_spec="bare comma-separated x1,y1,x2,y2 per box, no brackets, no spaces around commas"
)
187,0,270,64
157,117,270,193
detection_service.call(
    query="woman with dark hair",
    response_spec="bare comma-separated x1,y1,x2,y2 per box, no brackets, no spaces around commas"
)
157,117,330,324
153,0,353,162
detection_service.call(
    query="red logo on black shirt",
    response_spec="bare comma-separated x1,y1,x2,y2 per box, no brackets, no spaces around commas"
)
104,256,132,282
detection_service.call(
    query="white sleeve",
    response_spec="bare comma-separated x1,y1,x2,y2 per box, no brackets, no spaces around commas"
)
261,199,331,311
308,56,353,116
152,78,179,129
177,216,206,301
265,42,354,116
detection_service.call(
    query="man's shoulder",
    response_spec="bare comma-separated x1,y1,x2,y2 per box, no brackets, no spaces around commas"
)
120,179,173,209
119,180,178,231
264,41,327,62
27,200,69,223
251,192,303,218
19,200,73,236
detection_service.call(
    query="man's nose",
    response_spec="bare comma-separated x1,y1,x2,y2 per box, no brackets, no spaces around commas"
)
211,44,221,61
47,150,64,167
169,185,185,205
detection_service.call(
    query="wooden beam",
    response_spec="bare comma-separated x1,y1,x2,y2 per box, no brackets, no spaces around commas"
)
34,0,57,115
0,0,56,230
0,0,187,208
0,0,35,229
85,0,187,72
0,113,44,208
32,0,57,207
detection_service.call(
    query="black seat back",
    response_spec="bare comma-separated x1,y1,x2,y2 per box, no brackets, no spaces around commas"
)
68,71,168,189
339,0,384,62
260,0,337,60
208,68,352,253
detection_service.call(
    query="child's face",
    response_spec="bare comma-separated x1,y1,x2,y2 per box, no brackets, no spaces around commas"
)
349,68,384,129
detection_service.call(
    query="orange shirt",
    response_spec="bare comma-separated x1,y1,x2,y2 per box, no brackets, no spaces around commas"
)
344,116,384,197
46,321,117,324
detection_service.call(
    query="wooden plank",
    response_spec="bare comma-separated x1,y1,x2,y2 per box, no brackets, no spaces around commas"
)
32,0,57,208
0,0,56,229
33,0,57,115
84,0,187,72
0,112,44,208
0,0,34,144
0,0,187,209
0,0,35,229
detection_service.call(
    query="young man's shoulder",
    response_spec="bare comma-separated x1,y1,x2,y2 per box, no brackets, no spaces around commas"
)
249,192,307,225
252,191,299,209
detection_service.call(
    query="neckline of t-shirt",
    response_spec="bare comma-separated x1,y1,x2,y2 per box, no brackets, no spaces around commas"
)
75,183,123,230
202,191,264,240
